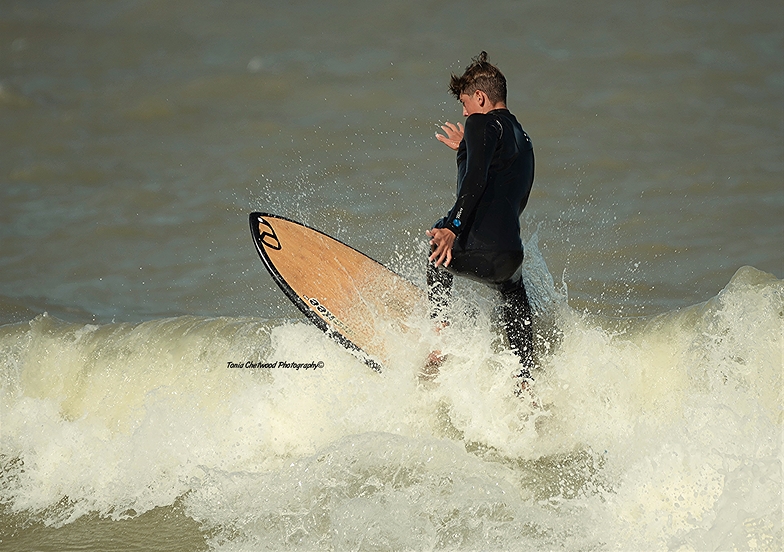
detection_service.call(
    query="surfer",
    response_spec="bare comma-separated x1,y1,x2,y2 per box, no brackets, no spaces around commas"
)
426,51,536,385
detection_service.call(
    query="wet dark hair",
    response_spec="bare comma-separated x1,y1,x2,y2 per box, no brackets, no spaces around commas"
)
448,51,507,104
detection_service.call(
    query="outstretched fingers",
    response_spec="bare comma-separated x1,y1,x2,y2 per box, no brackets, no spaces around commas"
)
435,121,464,151
426,228,455,268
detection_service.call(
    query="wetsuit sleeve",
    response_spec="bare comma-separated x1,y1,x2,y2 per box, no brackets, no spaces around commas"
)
442,113,502,235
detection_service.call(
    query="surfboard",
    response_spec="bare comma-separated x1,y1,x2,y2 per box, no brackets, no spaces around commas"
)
249,212,426,371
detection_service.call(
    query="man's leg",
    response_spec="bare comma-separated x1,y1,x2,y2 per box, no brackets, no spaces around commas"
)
428,249,536,383
427,262,453,323
499,279,535,379
423,262,454,377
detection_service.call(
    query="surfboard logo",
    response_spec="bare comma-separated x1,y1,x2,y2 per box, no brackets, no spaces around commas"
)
257,217,282,251
303,295,350,334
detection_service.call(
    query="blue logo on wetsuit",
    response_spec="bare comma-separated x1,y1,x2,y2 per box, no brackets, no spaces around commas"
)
453,219,461,227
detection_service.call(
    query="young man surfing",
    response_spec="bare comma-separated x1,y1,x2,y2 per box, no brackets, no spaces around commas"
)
427,51,536,384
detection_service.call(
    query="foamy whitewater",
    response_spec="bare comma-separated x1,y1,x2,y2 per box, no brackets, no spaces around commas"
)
1,0,782,550
1,245,781,550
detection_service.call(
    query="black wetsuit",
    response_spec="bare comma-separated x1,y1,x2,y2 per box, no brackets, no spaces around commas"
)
429,108,536,375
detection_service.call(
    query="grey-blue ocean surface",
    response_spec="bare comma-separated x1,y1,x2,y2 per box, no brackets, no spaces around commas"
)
1,1,781,550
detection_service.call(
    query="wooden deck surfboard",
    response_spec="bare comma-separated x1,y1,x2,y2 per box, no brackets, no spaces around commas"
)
249,212,426,371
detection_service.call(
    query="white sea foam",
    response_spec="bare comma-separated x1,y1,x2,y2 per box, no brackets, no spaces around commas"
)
1,266,780,550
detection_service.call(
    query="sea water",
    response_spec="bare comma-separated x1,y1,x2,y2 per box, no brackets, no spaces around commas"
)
1,1,782,550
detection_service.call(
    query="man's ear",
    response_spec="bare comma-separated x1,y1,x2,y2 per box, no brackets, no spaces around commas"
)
475,89,486,106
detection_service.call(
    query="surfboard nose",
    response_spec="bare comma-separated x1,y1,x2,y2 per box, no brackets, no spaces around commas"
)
249,212,426,372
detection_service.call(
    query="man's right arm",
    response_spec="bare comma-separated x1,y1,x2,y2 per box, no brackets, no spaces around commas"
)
441,113,501,236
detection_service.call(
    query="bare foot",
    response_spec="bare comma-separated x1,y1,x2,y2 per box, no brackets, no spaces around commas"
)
419,351,445,381
513,377,539,406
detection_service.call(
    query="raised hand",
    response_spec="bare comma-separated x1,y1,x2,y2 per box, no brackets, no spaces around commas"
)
435,121,464,151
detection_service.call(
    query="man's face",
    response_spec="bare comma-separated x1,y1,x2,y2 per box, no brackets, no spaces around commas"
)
459,92,483,117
